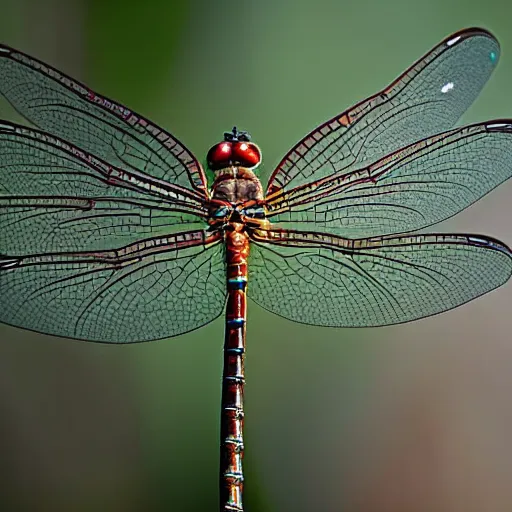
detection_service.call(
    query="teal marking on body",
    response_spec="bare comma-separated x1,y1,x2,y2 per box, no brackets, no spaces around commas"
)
490,51,497,63
228,276,247,290
227,318,245,327
226,347,244,354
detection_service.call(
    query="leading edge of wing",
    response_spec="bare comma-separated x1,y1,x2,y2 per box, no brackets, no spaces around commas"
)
252,228,512,256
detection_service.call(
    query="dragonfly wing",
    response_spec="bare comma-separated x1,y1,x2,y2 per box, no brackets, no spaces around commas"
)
0,122,206,254
267,121,512,237
248,230,512,327
0,44,207,195
266,28,499,195
0,231,225,342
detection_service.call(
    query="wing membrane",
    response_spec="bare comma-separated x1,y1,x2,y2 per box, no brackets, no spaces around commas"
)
0,122,206,254
266,121,512,237
0,45,207,195
0,231,225,342
249,229,512,327
267,28,499,194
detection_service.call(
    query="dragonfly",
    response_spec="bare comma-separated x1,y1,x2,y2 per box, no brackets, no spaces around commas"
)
1,27,512,512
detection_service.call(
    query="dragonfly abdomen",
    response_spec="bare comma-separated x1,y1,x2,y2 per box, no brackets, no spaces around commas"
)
220,223,249,511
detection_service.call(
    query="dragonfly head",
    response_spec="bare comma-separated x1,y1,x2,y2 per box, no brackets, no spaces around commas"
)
206,126,262,173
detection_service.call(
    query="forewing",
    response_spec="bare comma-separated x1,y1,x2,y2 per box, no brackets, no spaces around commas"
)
248,230,512,327
0,44,207,195
267,28,499,195
0,122,206,254
266,121,512,237
0,231,225,342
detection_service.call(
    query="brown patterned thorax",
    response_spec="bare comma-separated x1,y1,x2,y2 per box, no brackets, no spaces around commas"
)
211,166,264,204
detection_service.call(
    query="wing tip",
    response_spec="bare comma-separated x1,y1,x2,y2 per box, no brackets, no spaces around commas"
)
0,257,20,269
484,119,512,132
467,235,512,257
443,27,500,68
0,120,17,132
451,26,499,43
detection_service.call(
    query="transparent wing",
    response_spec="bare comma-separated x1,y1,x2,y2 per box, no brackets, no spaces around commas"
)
0,122,207,254
0,44,207,195
248,229,512,327
266,28,499,195
0,231,225,342
266,121,512,237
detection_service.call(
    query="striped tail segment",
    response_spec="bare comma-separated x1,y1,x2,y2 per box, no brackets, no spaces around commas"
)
220,223,249,512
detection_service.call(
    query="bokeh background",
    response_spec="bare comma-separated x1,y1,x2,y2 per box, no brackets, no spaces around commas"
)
1,0,512,510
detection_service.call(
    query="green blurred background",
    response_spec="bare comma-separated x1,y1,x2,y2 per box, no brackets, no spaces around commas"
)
1,0,512,510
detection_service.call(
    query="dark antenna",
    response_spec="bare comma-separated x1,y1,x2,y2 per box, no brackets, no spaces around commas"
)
223,126,251,142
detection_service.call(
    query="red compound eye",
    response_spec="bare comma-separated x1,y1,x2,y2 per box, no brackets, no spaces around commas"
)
207,142,233,170
232,142,261,168
207,140,261,170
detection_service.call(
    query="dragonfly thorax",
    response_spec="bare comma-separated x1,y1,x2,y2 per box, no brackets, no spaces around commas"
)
210,166,264,203
208,166,267,224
